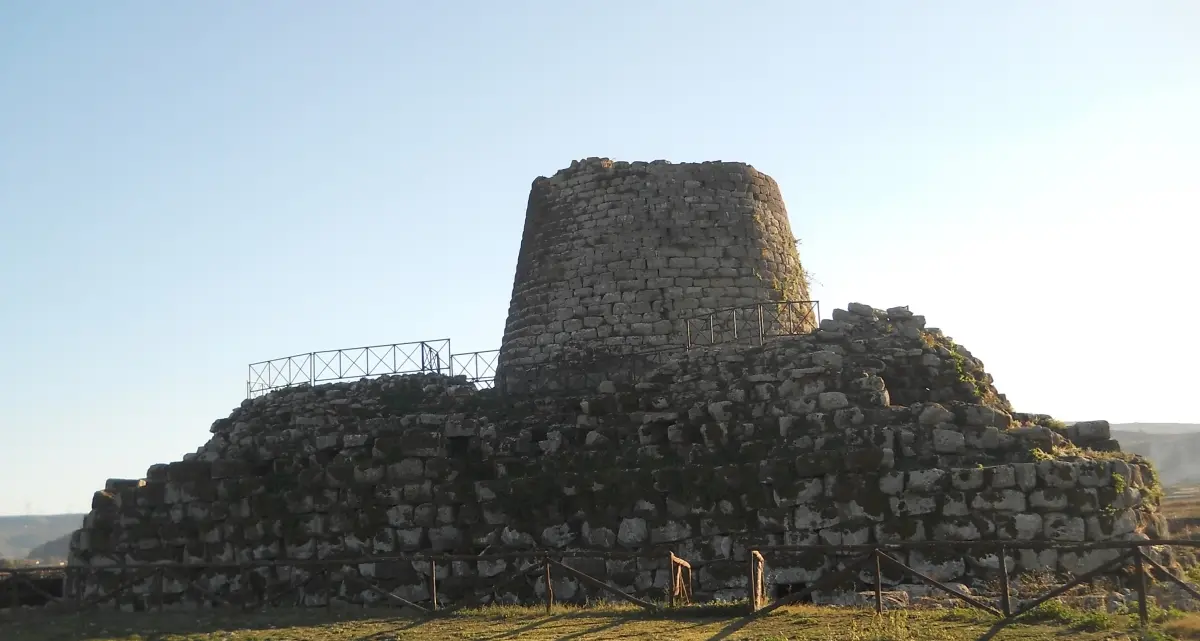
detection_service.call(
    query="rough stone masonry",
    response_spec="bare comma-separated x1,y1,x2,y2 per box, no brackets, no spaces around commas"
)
66,305,1165,610
63,158,1166,611
498,158,814,375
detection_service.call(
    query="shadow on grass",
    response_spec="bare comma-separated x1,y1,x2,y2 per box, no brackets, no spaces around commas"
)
360,601,754,641
1,606,432,641
0,600,761,641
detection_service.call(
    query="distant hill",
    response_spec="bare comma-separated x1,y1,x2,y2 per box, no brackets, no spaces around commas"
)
0,514,83,561
1111,423,1200,435
1113,424,1200,487
25,532,72,563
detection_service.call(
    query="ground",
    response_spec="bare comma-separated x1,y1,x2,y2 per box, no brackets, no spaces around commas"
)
4,602,1200,641
1164,486,1200,533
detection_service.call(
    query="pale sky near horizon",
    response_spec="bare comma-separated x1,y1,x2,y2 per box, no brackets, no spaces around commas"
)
1,2,1197,516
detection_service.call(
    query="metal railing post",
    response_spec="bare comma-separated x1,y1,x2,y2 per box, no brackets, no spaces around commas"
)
757,304,765,345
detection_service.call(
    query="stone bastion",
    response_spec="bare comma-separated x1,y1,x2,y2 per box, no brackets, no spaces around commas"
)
63,159,1166,611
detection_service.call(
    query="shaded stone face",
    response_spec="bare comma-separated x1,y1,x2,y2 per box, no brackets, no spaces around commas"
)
64,302,1165,609
499,158,813,374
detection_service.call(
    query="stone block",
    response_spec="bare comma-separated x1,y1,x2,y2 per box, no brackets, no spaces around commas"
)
995,512,1042,540
1037,460,1078,488
818,392,849,410
951,468,985,491
617,518,648,547
879,472,905,495
906,469,947,493
889,494,938,517
932,428,966,453
907,550,966,583
1028,489,1068,511
918,404,955,425
1014,463,1038,491
932,518,982,541
942,492,971,517
1043,513,1086,541
971,489,1026,512
1070,420,1111,441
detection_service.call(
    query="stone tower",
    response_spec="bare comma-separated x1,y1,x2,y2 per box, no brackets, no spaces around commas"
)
498,157,813,375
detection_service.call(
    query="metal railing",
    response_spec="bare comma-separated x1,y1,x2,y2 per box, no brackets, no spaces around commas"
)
247,340,452,397
245,301,820,398
449,350,500,389
683,300,819,349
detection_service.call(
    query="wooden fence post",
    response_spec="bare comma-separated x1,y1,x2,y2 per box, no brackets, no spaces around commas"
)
544,557,554,614
430,559,438,611
668,553,677,608
1135,549,1149,626
873,549,883,614
999,546,1011,617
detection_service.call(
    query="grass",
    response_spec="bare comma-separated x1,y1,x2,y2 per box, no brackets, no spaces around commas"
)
3,601,1199,641
1163,487,1200,521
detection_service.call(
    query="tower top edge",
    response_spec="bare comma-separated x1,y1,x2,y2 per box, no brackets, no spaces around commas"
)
533,157,767,185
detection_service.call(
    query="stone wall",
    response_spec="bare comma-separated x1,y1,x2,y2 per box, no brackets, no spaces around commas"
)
498,158,813,374
66,304,1165,610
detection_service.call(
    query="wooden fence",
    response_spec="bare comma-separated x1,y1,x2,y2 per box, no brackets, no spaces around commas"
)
0,550,695,615
3,537,1199,634
747,538,1200,635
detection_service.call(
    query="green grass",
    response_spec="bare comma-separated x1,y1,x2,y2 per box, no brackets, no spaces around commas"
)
2,601,1197,641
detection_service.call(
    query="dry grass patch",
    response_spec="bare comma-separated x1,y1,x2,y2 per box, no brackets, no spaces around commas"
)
1164,614,1200,640
0,601,1191,641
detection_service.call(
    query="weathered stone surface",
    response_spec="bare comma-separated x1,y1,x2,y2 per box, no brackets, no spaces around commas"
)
64,297,1163,607
932,428,966,453
496,158,814,371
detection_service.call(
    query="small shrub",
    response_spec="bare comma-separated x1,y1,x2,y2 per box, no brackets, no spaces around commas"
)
1014,599,1121,631
1015,599,1078,625
1071,609,1117,631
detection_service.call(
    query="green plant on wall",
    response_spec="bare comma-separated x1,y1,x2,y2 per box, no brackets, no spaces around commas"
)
947,345,986,400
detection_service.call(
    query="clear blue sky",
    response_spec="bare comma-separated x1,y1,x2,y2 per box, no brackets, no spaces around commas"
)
1,2,1197,516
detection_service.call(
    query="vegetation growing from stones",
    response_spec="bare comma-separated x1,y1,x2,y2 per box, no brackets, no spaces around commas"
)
1030,447,1054,462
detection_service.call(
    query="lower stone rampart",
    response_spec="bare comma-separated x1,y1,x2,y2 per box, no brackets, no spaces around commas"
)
65,304,1165,609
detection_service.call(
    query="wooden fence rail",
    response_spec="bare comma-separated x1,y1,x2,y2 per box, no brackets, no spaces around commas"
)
3,537,1199,633
748,539,1198,635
